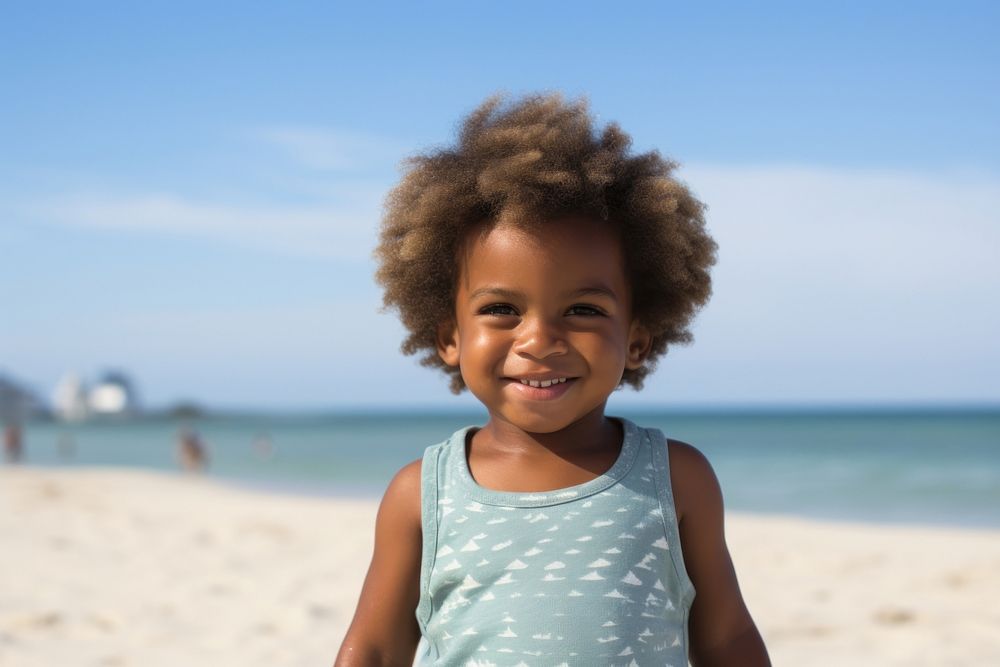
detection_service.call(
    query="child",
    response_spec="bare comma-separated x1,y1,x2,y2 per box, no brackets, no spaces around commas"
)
336,94,769,666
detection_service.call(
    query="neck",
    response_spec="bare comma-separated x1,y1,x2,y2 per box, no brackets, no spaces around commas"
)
478,404,620,458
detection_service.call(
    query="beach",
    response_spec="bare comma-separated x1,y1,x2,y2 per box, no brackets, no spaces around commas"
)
2,466,999,666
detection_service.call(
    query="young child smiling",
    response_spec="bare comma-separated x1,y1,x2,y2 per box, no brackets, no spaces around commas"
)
336,94,769,666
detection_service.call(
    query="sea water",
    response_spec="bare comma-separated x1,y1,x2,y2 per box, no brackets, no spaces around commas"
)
13,407,1000,529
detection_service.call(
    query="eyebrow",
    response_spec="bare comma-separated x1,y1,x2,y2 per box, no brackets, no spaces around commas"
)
467,285,619,302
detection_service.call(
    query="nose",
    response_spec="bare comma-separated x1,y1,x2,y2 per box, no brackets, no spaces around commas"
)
513,314,568,360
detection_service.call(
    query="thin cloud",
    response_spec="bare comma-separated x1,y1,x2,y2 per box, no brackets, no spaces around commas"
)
28,191,381,260
683,164,999,296
251,126,407,172
9,162,999,404
684,163,1000,329
17,126,409,259
662,164,1000,398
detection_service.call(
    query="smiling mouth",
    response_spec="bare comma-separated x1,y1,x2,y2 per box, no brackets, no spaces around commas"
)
511,377,570,388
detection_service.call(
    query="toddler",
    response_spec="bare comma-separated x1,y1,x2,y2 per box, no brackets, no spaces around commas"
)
336,93,769,666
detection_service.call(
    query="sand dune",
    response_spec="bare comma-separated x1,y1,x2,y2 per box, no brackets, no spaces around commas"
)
2,467,998,666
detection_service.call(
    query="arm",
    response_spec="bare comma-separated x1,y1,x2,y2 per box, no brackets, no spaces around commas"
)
668,440,771,667
335,459,424,667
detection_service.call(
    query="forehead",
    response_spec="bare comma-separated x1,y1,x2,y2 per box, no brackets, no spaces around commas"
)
457,217,629,294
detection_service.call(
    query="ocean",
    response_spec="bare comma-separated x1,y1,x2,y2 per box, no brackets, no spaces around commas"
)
12,407,1000,529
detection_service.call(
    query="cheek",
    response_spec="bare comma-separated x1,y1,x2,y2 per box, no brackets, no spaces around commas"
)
458,329,507,372
579,325,628,352
587,332,632,373
470,327,508,351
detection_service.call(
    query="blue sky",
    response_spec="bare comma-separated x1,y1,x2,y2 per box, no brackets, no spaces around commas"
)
2,2,998,410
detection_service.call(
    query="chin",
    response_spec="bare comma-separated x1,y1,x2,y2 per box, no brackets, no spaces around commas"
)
513,419,569,435
493,407,590,435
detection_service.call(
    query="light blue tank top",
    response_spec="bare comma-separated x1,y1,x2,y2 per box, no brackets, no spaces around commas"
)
415,418,696,666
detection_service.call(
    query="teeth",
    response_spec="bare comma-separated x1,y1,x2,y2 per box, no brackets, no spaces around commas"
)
519,377,567,388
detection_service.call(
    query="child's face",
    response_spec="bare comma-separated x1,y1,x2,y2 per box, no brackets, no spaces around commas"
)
437,217,651,434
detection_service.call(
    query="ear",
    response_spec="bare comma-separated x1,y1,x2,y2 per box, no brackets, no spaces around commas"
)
436,319,461,367
625,321,653,370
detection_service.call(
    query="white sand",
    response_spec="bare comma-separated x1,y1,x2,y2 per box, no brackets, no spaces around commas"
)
2,467,998,666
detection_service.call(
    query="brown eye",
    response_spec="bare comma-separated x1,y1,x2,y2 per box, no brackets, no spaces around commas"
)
479,303,518,316
566,304,605,316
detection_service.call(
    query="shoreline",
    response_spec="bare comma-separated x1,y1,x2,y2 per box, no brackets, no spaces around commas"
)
195,475,1000,533
11,461,1000,533
3,466,999,666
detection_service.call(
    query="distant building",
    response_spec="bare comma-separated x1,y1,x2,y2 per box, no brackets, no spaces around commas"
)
88,370,141,417
52,369,142,421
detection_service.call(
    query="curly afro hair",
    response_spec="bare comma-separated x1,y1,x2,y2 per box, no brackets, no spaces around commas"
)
375,92,716,393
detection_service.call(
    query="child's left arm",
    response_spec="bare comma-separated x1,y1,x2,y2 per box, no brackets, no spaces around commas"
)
669,440,771,667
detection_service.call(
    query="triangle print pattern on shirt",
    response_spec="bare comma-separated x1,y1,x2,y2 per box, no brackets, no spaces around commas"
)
414,419,695,667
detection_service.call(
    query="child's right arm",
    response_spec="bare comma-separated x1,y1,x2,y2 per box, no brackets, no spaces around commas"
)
334,459,424,667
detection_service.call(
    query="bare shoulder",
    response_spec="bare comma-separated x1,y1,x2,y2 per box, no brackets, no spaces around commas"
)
385,459,422,499
335,457,424,665
664,440,771,664
381,456,423,521
665,437,712,471
665,438,722,523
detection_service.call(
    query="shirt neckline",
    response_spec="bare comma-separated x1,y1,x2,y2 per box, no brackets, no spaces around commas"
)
450,417,643,508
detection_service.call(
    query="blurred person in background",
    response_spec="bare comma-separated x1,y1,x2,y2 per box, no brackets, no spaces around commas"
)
3,422,23,463
176,426,209,473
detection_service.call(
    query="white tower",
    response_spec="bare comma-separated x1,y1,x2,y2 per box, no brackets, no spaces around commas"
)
52,372,89,422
